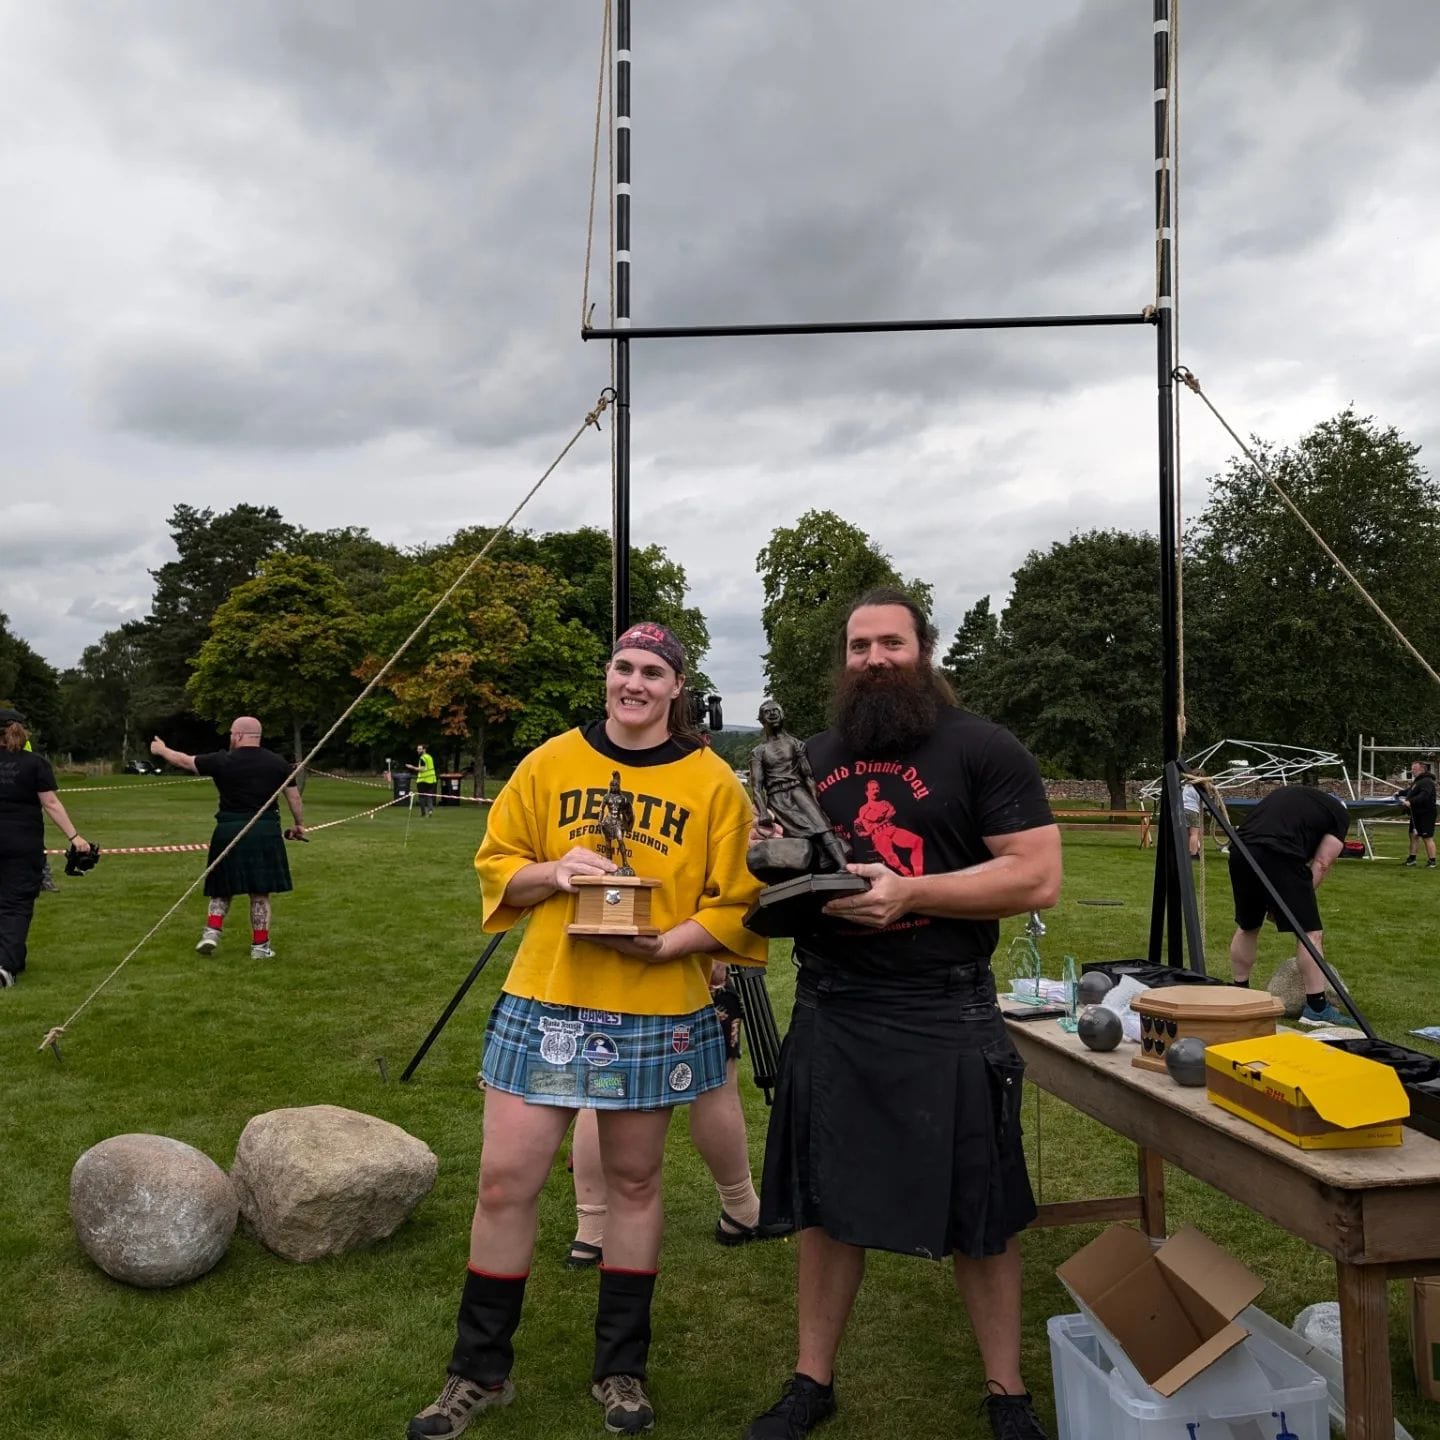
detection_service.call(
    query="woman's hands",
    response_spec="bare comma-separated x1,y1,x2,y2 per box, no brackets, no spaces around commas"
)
551,846,618,893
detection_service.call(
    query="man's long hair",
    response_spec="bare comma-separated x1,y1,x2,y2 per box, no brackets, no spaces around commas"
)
1,721,28,753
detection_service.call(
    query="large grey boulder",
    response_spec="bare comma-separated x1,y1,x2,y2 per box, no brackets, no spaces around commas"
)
70,1134,238,1288
1267,954,1344,1019
231,1105,437,1263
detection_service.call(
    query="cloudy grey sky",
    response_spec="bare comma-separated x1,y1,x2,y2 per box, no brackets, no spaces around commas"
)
3,1,1439,721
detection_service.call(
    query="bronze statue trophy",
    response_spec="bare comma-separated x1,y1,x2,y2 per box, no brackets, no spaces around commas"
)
743,700,867,938
566,771,661,938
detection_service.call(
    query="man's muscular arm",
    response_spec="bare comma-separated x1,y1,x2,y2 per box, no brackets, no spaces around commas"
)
823,825,1061,930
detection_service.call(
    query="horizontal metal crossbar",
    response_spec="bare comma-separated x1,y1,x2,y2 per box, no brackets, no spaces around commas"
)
583,311,1155,341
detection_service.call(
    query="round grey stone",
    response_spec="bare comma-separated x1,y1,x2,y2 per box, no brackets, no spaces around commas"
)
1076,972,1115,1006
1077,1005,1123,1052
71,1134,238,1288
1165,1036,1209,1086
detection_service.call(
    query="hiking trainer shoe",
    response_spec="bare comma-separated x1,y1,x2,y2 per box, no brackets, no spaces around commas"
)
196,930,220,955
744,1374,837,1440
1405,855,1418,867
406,1374,515,1438
250,942,274,960
0,968,15,989
1299,1000,1348,1026
981,1385,1048,1440
591,1374,655,1434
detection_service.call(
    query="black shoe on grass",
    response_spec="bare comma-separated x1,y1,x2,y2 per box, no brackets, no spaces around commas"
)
981,1384,1048,1440
744,1374,836,1440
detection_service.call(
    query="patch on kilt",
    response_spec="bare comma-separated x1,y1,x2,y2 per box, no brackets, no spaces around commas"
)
586,1070,627,1099
539,1018,584,1064
668,1062,693,1092
671,1024,692,1054
528,1066,578,1097
582,1033,620,1068
579,1008,622,1026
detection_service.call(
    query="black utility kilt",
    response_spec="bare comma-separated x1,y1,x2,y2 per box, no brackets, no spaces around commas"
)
204,810,292,899
759,960,1036,1261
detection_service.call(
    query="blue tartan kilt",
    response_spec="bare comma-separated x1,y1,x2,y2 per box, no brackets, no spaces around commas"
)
481,992,726,1110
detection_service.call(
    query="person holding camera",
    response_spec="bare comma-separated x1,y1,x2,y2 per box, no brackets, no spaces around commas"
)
0,710,92,988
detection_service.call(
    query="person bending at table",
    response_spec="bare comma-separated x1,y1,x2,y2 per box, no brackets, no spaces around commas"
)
746,589,1061,1440
1226,781,1350,1026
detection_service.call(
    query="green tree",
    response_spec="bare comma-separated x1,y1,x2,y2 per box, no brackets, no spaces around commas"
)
756,510,929,738
289,526,412,615
145,504,297,716
188,555,365,770
982,530,1161,811
1185,409,1440,754
942,596,1000,707
0,612,61,748
57,622,160,763
356,556,604,777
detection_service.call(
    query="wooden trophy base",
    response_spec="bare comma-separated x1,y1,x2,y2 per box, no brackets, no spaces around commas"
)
567,874,662,938
743,872,869,939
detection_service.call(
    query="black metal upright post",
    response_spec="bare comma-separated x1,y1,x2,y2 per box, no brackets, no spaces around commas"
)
612,0,632,637
1147,0,1186,967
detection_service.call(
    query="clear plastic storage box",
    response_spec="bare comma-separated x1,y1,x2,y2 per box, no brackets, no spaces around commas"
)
1048,1312,1328,1440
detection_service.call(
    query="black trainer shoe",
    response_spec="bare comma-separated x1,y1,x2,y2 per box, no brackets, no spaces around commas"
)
1405,856,1418,867
407,1374,515,1438
591,1373,654,1434
744,1374,837,1440
981,1385,1048,1440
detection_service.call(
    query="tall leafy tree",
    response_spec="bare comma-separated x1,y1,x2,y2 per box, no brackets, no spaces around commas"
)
145,503,296,715
188,555,365,768
756,510,928,738
289,526,412,615
356,556,605,776
0,612,61,747
942,596,1000,707
1185,409,1440,754
982,530,1161,811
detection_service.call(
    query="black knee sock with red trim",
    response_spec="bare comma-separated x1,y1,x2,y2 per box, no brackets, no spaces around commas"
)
593,1267,657,1381
449,1267,528,1387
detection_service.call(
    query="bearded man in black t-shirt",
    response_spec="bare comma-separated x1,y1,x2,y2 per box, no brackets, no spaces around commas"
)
746,589,1061,1440
151,717,304,960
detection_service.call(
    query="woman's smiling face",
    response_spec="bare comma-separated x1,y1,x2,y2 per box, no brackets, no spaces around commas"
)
605,647,681,743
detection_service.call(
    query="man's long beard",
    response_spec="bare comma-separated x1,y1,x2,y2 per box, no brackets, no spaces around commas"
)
832,663,951,756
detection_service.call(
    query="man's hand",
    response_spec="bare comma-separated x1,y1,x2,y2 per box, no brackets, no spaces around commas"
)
149,737,165,757
749,814,781,846
821,862,907,928
552,846,618,893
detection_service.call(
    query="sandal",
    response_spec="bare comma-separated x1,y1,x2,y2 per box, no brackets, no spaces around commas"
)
714,1210,785,1248
564,1239,603,1270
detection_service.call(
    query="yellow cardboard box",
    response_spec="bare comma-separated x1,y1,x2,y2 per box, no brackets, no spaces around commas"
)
1205,1031,1409,1149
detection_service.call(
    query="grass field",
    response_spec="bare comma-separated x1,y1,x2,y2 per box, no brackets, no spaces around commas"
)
5,775,1440,1440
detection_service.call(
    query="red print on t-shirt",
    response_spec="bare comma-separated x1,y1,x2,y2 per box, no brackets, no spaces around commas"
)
853,779,925,877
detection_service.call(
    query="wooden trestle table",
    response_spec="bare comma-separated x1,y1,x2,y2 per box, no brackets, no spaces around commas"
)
1006,1016,1440,1440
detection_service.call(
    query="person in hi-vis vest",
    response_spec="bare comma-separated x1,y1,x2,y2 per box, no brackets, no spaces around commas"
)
407,744,438,817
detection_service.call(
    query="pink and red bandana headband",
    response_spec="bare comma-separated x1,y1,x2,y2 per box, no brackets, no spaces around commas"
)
612,621,686,677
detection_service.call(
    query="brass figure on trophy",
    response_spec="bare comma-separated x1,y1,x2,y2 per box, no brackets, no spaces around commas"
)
743,700,867,938
567,771,660,937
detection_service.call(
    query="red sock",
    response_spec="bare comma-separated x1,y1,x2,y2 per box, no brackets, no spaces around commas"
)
252,929,269,945
206,916,224,932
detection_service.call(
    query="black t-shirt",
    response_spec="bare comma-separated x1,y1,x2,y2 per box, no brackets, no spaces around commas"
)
800,707,1054,976
1239,786,1350,861
0,749,57,856
581,719,701,768
195,747,295,815
1403,773,1437,816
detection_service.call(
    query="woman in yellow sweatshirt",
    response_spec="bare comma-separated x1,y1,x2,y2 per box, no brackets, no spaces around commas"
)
409,622,765,1440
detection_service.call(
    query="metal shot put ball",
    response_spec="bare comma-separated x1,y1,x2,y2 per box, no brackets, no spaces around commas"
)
1076,971,1115,1007
1165,1036,1208,1086
1077,1005,1123,1052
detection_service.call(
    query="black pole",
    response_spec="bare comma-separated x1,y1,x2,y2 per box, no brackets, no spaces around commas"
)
399,931,508,1082
612,0,632,636
584,311,1153,340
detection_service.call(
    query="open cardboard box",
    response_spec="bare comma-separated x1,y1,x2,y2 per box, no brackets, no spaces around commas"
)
1056,1224,1264,1397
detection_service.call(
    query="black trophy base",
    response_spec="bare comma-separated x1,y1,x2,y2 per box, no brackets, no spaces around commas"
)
743,872,869,938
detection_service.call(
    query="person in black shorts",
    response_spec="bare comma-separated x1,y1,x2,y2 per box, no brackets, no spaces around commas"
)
746,588,1061,1440
151,717,304,959
1399,761,1437,869
1227,783,1350,1025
